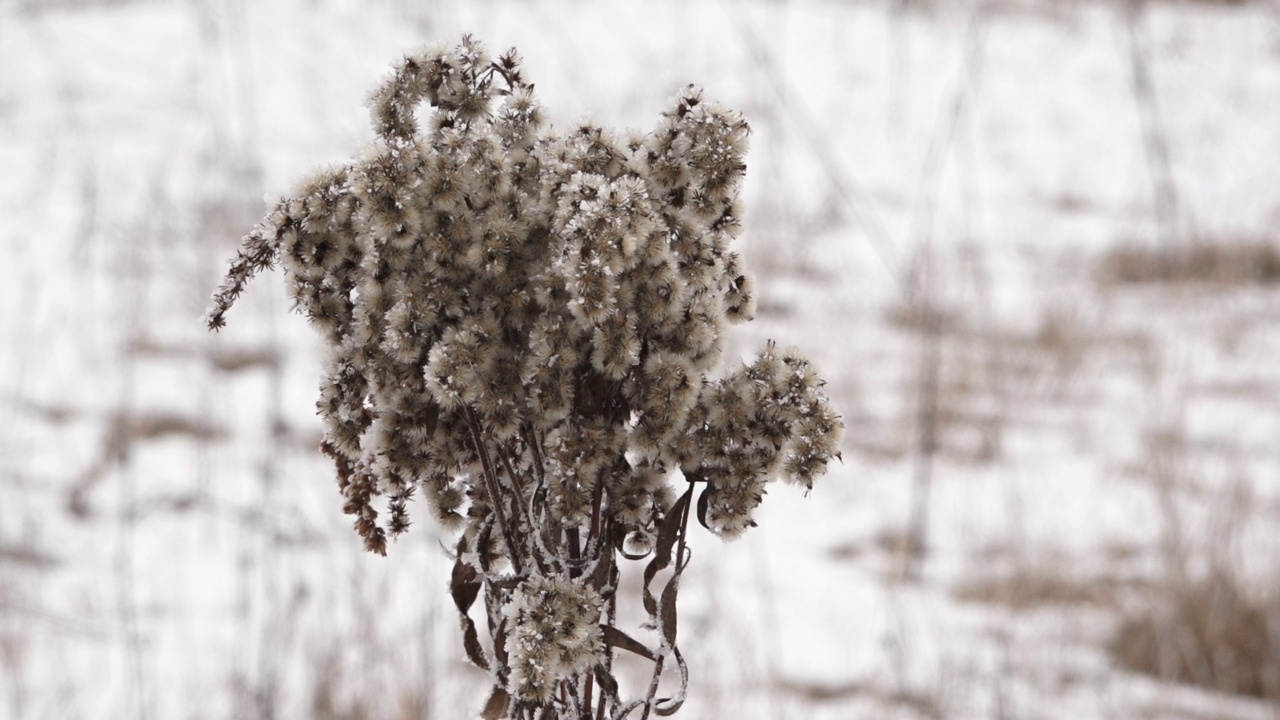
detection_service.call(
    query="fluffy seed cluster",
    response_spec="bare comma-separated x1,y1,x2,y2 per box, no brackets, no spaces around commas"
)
676,341,844,537
206,37,842,717
502,575,605,703
207,36,840,553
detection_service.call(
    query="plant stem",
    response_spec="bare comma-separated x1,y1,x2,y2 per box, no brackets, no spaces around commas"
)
466,407,524,576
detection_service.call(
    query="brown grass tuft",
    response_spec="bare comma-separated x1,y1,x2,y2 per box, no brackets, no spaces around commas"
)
954,566,1118,611
1098,240,1280,286
1110,572,1280,701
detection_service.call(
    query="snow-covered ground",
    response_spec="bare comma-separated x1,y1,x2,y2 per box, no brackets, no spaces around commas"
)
3,0,1279,718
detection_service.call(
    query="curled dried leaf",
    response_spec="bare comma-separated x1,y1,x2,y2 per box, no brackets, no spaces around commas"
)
602,625,657,662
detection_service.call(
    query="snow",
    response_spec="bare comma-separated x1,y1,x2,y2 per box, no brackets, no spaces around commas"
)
3,0,1280,718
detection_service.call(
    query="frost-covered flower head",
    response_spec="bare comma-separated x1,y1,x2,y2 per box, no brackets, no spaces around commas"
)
502,575,604,703
207,36,841,719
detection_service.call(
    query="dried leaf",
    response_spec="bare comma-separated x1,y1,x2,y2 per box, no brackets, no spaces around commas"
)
613,529,651,561
480,686,509,720
592,663,620,702
450,557,481,614
652,646,689,717
643,570,660,618
660,568,681,646
493,616,509,668
450,552,489,671
643,488,691,616
613,698,646,720
476,516,495,572
654,489,691,569
602,625,657,662
461,615,489,671
695,483,712,532
591,550,616,595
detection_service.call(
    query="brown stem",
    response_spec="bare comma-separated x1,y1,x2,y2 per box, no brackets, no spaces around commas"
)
494,441,556,575
597,565,618,720
567,527,581,565
639,658,665,720
588,471,605,544
522,424,547,486
465,407,524,576
493,443,534,531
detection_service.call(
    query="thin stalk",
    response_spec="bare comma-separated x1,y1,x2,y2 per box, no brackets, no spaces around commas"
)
588,476,605,544
522,424,547,486
640,648,667,718
493,443,536,539
905,300,941,582
567,528,582,565
597,559,618,720
1124,0,1182,246
494,442,559,575
466,407,523,576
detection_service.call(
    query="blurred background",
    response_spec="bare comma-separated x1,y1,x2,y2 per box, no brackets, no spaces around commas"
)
3,0,1280,718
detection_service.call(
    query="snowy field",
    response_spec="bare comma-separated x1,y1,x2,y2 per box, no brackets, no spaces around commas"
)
3,0,1280,718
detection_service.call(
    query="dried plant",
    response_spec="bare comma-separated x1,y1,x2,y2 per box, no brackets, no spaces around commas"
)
206,36,842,720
